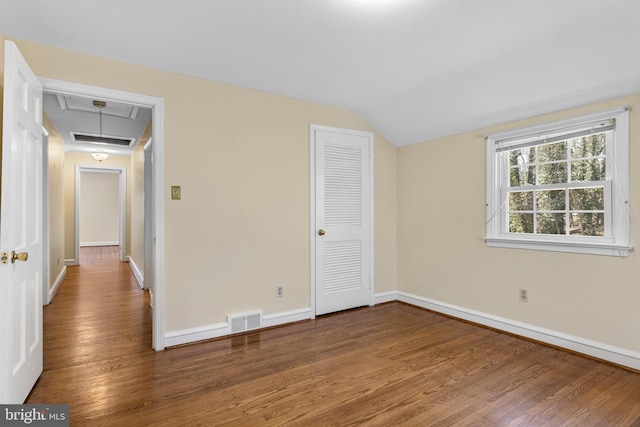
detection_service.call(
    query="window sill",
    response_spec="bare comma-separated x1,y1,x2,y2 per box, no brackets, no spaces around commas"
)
484,236,632,257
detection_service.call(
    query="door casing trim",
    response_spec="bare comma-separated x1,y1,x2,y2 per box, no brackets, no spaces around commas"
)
75,166,126,262
39,78,166,350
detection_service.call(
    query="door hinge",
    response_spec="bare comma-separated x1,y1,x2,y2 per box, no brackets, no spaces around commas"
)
1,252,8,264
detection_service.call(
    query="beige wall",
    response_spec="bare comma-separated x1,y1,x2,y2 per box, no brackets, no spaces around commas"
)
129,122,151,278
43,112,65,290
79,171,119,244
14,38,398,332
63,152,132,262
398,93,640,353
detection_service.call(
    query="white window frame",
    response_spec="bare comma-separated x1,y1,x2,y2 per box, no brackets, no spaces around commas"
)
485,107,631,257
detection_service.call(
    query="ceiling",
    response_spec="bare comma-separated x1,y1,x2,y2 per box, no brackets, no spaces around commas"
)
43,93,152,155
2,0,640,147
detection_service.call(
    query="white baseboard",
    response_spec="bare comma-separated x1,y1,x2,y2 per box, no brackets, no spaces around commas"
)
128,257,144,289
395,291,640,371
162,290,640,370
64,259,78,266
165,322,230,347
47,265,67,304
374,291,397,305
80,241,119,247
262,308,312,327
164,307,313,348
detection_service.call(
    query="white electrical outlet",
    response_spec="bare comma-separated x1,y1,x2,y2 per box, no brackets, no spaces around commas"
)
519,288,529,303
276,285,283,298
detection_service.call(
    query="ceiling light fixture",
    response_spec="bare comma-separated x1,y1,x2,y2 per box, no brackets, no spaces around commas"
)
91,152,110,162
91,100,110,162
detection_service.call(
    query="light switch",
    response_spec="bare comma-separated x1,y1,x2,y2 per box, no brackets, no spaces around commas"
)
171,185,181,200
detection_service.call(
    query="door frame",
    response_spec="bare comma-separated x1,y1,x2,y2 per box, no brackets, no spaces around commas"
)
75,166,126,260
40,78,166,350
42,128,51,305
143,138,153,292
309,124,374,318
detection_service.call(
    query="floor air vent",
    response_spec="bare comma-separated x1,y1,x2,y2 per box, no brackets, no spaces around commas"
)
228,311,262,333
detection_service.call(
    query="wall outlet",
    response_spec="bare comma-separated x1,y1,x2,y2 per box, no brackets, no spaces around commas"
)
276,285,283,298
519,288,529,303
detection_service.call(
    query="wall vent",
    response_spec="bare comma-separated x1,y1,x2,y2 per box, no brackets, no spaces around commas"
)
228,311,262,334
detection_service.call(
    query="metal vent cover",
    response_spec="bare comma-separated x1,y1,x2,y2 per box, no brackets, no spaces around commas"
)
228,311,262,334
71,132,135,147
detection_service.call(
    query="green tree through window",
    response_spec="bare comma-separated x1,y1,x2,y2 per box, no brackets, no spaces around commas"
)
506,134,605,236
486,107,630,256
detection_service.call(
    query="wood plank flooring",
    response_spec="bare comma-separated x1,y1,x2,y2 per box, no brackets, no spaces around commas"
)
27,247,640,426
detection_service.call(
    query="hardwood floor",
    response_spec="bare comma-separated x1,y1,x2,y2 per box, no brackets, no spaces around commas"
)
27,248,640,426
78,244,122,265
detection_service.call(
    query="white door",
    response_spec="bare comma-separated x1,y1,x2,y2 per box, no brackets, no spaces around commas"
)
312,126,372,316
0,41,44,403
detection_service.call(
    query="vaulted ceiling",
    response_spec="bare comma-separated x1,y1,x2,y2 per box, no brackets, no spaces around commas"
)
2,0,639,146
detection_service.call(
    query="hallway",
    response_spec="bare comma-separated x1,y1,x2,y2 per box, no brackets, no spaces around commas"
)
26,246,153,422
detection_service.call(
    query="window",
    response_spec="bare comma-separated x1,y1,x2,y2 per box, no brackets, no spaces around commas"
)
485,107,631,256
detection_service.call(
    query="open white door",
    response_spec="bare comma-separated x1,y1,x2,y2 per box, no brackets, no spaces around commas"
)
312,126,373,316
0,41,44,403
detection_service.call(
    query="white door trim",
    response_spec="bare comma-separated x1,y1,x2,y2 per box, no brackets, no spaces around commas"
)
39,78,166,351
42,128,51,305
143,138,153,292
309,124,374,318
75,166,126,261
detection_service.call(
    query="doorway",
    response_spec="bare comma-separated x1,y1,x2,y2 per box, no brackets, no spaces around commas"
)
76,167,126,263
40,78,166,351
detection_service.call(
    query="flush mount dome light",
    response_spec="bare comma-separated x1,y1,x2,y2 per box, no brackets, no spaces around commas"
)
91,151,110,162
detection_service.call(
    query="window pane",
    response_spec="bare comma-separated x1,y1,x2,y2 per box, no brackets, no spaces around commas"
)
537,213,566,235
569,187,604,211
538,162,567,184
509,191,533,211
570,213,604,236
536,190,565,211
571,158,605,181
538,141,567,162
510,166,536,187
509,148,534,166
509,213,534,233
570,133,605,158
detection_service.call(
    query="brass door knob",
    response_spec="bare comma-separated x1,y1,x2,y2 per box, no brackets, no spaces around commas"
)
317,229,326,236
11,251,28,263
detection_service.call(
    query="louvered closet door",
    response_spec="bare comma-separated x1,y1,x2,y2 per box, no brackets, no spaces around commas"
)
314,128,371,316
